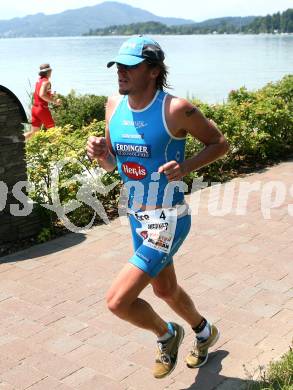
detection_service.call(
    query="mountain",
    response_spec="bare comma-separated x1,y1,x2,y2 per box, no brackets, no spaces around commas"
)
0,1,194,37
85,9,293,36
195,16,256,29
86,17,256,36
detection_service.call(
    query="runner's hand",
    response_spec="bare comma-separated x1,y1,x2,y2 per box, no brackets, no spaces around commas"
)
87,136,110,161
158,160,184,181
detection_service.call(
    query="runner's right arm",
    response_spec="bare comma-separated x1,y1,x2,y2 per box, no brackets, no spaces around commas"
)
86,96,118,172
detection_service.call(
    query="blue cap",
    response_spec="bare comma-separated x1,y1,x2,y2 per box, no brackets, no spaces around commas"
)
107,36,165,68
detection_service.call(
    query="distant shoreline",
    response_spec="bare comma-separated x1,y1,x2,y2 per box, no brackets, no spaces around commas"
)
1,32,293,39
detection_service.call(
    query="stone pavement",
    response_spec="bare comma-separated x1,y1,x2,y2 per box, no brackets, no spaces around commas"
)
0,160,292,390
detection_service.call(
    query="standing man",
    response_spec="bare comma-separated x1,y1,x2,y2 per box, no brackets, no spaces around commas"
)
25,63,61,140
87,36,229,379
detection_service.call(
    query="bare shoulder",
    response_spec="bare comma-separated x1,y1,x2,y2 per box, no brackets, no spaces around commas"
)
165,95,202,137
40,80,50,90
105,94,122,121
168,95,200,117
106,94,121,111
107,94,121,107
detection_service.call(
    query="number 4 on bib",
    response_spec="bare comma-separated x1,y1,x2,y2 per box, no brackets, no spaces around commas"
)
160,210,166,220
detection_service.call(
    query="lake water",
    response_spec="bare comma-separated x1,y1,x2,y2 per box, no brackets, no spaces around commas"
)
0,34,292,113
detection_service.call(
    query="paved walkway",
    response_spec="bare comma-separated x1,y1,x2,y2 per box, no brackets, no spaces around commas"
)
0,161,292,390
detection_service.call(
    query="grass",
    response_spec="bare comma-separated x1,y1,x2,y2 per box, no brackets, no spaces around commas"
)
247,347,293,389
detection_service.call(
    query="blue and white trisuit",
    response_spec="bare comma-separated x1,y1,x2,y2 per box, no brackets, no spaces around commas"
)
109,90,191,277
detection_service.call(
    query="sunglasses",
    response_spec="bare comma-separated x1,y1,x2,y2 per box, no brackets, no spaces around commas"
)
116,62,143,71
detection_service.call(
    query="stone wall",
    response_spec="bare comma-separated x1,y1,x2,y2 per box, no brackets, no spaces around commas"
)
0,85,41,253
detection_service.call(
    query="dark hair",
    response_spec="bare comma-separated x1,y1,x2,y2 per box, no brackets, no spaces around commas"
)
147,61,171,91
38,63,52,78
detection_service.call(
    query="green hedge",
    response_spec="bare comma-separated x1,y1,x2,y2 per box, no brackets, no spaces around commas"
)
25,121,120,237
51,91,107,129
25,75,293,235
188,75,293,182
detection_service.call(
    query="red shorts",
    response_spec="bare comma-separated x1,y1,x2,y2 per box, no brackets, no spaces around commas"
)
31,105,55,128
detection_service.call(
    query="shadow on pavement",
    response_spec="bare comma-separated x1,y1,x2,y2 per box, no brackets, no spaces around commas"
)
0,232,86,263
181,350,256,390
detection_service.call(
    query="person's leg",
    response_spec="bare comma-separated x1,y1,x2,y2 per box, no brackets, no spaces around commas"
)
107,262,184,379
151,263,203,328
106,262,169,336
25,105,42,140
24,126,40,140
151,262,220,368
116,214,185,378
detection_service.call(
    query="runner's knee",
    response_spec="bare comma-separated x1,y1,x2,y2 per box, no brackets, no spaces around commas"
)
152,283,177,300
106,295,125,315
106,291,129,316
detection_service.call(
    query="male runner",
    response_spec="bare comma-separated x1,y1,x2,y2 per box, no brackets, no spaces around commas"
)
87,36,229,379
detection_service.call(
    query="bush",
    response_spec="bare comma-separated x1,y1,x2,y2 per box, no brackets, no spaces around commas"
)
189,75,293,182
51,90,107,129
26,120,121,233
247,346,293,389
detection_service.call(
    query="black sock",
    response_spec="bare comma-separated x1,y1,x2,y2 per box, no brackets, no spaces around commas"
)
192,317,207,334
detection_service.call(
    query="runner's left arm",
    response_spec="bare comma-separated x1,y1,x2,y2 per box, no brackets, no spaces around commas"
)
159,97,229,181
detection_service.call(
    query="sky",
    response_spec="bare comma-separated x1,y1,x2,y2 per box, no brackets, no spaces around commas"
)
1,0,292,22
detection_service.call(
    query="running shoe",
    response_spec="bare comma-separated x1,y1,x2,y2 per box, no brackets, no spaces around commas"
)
153,322,185,379
185,323,220,368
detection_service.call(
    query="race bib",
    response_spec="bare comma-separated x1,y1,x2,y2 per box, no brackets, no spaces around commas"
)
134,208,177,254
